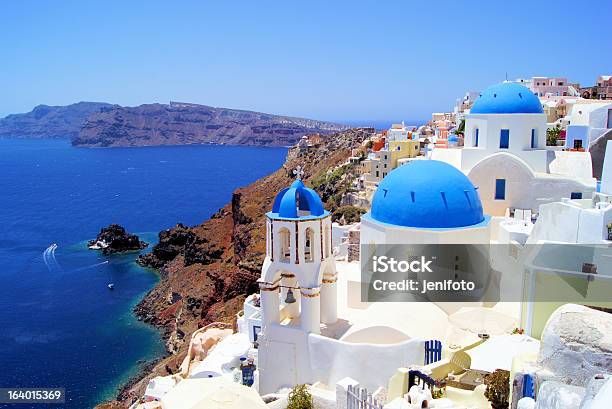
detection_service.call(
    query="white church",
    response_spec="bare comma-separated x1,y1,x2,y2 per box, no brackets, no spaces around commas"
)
239,162,518,395
432,82,597,216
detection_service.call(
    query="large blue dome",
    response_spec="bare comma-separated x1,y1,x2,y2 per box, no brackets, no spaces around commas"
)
370,160,485,228
268,179,327,219
470,82,543,114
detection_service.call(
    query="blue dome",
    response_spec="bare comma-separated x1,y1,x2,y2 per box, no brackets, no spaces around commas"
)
370,160,485,228
471,82,543,114
269,179,327,219
448,135,459,142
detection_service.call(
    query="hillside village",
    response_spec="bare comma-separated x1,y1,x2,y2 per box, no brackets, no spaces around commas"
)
115,76,612,409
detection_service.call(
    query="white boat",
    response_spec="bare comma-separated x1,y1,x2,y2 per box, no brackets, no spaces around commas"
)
108,283,114,290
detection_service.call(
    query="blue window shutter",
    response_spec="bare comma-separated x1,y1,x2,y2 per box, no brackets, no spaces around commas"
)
500,129,510,148
495,179,506,200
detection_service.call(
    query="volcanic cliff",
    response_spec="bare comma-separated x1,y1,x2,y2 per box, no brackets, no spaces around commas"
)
98,128,373,408
0,102,114,139
73,102,349,148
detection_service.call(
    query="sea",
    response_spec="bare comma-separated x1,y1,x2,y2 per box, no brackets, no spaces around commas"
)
0,138,287,408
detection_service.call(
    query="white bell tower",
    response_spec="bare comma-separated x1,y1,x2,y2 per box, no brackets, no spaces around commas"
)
258,166,337,334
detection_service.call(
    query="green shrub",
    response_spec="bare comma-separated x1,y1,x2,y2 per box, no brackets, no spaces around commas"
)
332,206,366,224
287,384,312,409
546,124,561,146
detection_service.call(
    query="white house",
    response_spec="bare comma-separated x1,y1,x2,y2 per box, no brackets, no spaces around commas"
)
565,101,612,148
432,82,596,216
527,140,612,245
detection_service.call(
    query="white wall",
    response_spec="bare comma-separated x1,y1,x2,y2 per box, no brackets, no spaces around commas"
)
601,141,612,195
528,200,612,244
257,323,425,394
467,153,595,216
465,113,547,160
547,150,594,180
308,334,425,391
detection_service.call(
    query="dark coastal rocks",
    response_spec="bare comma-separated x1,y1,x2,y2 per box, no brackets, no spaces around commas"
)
88,224,148,254
136,223,194,268
136,223,225,269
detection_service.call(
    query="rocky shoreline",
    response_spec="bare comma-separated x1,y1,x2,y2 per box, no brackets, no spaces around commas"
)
96,128,373,408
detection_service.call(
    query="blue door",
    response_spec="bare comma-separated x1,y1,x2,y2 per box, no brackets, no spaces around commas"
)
500,129,510,149
425,340,442,364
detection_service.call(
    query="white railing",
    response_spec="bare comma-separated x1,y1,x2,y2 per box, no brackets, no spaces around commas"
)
346,385,384,409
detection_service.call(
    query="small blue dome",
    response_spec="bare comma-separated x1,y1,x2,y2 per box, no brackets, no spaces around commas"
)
471,82,543,114
448,135,459,142
269,179,327,219
370,160,485,228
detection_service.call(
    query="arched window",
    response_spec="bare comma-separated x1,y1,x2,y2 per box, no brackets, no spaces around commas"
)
278,228,291,262
304,227,314,262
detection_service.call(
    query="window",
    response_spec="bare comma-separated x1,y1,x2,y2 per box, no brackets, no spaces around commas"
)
531,129,536,148
474,128,479,147
607,109,612,128
375,170,379,178
495,179,506,200
574,139,583,149
278,228,291,262
500,129,510,149
304,228,314,262
571,192,582,199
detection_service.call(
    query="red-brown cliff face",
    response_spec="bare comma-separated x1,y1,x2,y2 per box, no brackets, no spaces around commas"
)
100,128,373,407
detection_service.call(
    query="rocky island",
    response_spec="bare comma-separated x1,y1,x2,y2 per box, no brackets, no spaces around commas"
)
89,224,148,254
96,128,372,408
1,101,348,148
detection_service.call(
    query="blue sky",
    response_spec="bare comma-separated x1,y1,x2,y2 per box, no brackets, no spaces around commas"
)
1,0,611,123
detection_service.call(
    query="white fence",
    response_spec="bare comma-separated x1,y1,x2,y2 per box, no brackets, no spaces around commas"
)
346,384,384,409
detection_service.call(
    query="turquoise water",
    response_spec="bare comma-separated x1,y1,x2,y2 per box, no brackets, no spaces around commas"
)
0,139,287,408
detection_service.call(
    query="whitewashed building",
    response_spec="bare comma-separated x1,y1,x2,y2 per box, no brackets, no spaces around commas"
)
432,82,596,216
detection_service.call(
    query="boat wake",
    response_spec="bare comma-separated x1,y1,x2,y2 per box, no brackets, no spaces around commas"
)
71,260,109,272
43,244,61,273
44,244,111,274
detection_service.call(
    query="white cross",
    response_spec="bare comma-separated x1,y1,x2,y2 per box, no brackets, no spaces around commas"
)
293,165,305,180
